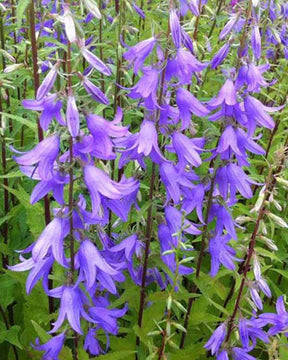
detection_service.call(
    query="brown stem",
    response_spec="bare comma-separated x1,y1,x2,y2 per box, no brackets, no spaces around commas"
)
193,0,203,40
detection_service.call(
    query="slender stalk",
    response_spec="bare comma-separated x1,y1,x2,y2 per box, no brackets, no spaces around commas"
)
179,173,216,348
136,37,169,357
207,0,225,39
193,0,203,40
225,166,275,342
66,38,78,360
28,0,54,318
0,306,19,360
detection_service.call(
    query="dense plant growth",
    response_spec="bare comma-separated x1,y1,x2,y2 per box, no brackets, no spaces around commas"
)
0,0,288,359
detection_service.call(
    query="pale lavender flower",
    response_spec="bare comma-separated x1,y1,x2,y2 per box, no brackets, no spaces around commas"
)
32,217,67,267
132,2,145,18
83,77,109,104
171,132,203,169
211,43,231,69
51,285,95,334
219,14,240,40
14,135,60,181
123,37,156,74
81,46,112,75
251,24,261,59
84,328,104,356
77,239,118,289
66,95,80,137
176,87,209,129
209,233,240,276
36,62,60,100
217,351,229,360
204,323,227,355
170,9,181,48
63,5,76,42
33,332,65,360
232,347,257,360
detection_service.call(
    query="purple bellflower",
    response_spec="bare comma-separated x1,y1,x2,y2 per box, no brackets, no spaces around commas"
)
14,135,60,181
36,62,60,101
123,37,156,74
204,323,227,355
32,332,65,360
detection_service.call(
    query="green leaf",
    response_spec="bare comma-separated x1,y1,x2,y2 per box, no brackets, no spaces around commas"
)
96,350,136,360
31,321,50,343
0,326,22,349
0,112,37,133
16,0,31,27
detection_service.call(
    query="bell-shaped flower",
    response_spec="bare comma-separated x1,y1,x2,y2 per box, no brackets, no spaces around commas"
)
50,285,95,334
77,239,119,289
63,5,76,42
84,165,138,216
14,135,59,181
32,332,65,360
176,87,209,130
81,45,112,76
259,296,288,335
32,217,68,267
170,132,203,169
123,37,156,74
244,95,283,134
83,77,109,105
128,67,159,109
182,183,205,222
209,203,237,240
116,120,166,167
166,48,206,84
239,317,269,350
84,328,104,356
210,43,230,69
216,125,242,157
236,63,270,92
165,206,201,247
36,62,60,100
89,304,127,335
66,95,80,137
251,24,261,59
219,14,240,40
209,233,240,276
9,254,54,294
179,0,199,16
159,162,194,204
23,94,63,131
204,323,227,355
170,9,181,48
208,79,237,108
109,234,142,263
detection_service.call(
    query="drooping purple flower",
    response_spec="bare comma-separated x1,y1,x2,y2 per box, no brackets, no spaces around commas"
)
128,67,159,109
77,239,119,289
219,14,240,40
159,162,194,204
123,37,156,74
209,204,237,239
84,328,104,356
217,351,229,360
170,132,203,169
32,217,68,267
132,2,145,18
236,63,270,93
258,296,288,335
32,332,65,360
250,286,263,310
116,120,166,167
66,95,80,137
9,254,54,294
209,233,240,276
239,317,269,350
251,24,261,59
211,42,231,69
89,304,127,334
182,183,205,222
14,135,60,181
36,62,60,101
23,94,63,131
51,285,95,334
204,323,227,355
84,165,138,216
166,48,206,84
232,347,258,360
176,87,210,129
83,77,109,104
170,9,181,48
81,46,112,75
208,79,237,108
109,234,141,262
179,0,199,16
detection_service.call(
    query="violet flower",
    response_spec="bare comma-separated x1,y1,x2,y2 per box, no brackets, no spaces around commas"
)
204,323,227,355
32,332,65,360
